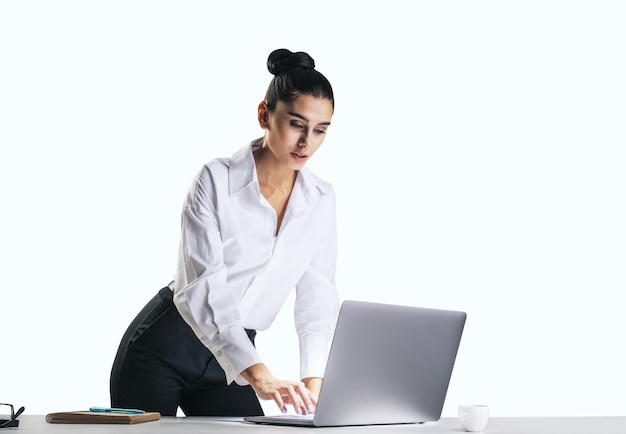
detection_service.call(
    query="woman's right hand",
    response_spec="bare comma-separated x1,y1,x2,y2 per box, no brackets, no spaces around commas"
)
241,363,316,415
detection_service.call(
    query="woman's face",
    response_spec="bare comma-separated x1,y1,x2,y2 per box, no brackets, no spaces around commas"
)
259,94,334,171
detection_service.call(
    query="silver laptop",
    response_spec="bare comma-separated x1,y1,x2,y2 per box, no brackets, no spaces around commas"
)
244,299,466,427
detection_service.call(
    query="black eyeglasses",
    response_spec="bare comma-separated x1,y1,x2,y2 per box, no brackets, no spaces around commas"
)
0,403,24,428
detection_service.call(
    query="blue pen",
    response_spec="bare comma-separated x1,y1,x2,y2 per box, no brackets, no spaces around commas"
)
89,407,145,415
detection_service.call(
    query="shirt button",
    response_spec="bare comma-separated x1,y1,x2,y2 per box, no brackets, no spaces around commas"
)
216,350,222,357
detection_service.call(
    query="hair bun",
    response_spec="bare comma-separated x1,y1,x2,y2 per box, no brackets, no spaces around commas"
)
267,49,315,75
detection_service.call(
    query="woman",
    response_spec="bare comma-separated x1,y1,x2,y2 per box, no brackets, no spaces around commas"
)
110,48,339,417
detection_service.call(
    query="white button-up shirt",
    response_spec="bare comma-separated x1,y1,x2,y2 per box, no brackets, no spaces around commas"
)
173,138,340,385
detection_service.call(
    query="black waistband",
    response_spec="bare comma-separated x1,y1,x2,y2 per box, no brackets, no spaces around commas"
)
159,285,174,304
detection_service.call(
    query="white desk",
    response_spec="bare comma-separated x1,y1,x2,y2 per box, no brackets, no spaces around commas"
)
14,415,626,433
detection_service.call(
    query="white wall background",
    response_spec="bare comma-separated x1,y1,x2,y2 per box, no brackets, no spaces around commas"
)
1,0,625,418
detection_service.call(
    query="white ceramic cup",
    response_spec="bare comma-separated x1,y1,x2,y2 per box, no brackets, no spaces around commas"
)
458,404,489,432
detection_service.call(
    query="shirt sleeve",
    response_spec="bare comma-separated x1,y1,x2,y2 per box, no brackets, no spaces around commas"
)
294,187,340,381
172,165,263,385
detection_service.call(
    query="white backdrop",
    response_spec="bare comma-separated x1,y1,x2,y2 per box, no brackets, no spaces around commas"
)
1,0,625,418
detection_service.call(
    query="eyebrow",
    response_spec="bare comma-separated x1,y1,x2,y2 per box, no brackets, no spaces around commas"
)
287,111,332,126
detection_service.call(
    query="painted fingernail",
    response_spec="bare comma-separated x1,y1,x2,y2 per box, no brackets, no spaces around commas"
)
295,407,302,415
281,407,287,414
307,404,314,412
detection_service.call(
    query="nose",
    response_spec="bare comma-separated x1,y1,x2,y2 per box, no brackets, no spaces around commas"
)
298,132,308,148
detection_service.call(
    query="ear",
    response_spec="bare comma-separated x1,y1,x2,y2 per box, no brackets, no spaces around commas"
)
257,101,269,129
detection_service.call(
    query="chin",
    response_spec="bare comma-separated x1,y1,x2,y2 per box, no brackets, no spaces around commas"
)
292,161,307,170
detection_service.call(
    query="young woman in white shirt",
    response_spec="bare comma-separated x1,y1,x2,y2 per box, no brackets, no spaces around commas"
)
110,48,339,417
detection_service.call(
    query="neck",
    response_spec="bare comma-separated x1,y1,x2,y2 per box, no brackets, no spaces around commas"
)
253,146,297,189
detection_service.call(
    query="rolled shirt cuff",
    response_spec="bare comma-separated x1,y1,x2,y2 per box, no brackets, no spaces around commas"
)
211,326,264,385
299,333,331,380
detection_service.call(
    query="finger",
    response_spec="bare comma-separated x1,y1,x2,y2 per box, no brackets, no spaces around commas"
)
296,383,315,413
285,385,306,415
272,390,287,414
294,383,314,415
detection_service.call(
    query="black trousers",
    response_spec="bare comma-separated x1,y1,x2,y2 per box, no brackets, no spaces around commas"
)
110,284,264,417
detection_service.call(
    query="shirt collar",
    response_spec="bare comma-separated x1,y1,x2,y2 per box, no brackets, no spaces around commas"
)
229,138,331,203
228,138,262,196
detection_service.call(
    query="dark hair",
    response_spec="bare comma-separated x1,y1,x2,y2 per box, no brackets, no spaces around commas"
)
264,48,334,113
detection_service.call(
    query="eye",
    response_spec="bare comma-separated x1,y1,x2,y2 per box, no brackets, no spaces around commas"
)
314,128,326,135
290,120,304,129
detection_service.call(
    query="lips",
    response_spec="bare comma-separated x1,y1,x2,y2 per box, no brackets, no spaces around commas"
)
291,152,308,160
